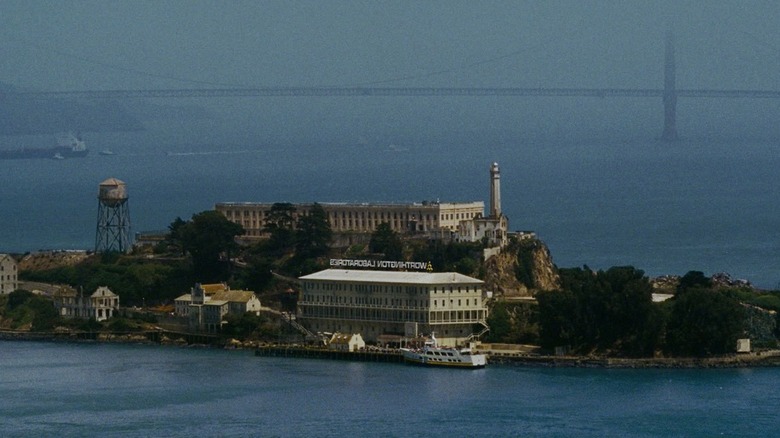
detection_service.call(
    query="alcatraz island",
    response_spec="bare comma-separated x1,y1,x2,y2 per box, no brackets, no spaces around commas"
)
2,163,780,368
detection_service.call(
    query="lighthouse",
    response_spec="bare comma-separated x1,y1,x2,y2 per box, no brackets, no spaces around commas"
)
489,162,501,218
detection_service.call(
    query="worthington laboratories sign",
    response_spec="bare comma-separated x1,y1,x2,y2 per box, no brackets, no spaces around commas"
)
329,258,433,272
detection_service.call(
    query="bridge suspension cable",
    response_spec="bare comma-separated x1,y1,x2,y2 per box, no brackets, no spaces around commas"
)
5,87,780,100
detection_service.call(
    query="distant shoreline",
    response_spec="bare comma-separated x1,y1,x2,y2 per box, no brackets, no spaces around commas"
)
4,329,780,369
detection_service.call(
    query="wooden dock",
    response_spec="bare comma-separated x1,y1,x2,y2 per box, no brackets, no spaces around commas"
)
255,345,404,363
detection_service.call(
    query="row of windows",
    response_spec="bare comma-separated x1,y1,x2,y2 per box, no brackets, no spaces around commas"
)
221,207,442,220
94,298,119,307
301,305,485,324
441,212,479,221
333,219,407,229
433,299,479,308
335,211,433,221
228,215,427,233
218,206,483,225
309,321,469,338
303,295,481,308
0,264,16,271
305,282,479,295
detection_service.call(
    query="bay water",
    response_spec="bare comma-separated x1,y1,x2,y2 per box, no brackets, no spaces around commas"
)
2,131,779,436
0,130,778,288
1,341,778,437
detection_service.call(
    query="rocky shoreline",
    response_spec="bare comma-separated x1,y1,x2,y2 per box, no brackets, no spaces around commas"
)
486,351,780,368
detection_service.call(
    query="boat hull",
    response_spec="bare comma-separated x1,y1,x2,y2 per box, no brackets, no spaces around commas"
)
401,348,487,368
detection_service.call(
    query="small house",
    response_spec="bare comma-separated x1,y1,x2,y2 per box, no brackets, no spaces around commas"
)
329,333,365,352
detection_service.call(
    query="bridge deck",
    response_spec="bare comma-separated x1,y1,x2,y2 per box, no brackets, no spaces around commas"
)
4,87,780,99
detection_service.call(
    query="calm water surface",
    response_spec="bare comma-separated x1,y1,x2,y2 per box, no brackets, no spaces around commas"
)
1,341,778,437
1,134,778,288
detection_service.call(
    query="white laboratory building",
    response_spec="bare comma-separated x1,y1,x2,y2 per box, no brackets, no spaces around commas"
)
298,268,489,347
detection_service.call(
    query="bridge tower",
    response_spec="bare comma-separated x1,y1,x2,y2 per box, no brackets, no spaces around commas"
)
95,178,132,253
661,29,678,142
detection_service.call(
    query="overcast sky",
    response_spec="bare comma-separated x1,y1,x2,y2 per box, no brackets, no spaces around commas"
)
1,1,779,143
1,1,778,91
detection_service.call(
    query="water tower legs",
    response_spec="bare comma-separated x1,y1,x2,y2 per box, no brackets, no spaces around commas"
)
95,200,131,253
95,178,131,253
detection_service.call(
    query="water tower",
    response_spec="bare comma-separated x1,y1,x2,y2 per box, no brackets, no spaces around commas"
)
95,178,131,253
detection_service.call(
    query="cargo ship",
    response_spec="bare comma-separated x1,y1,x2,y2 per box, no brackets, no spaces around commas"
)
0,133,89,160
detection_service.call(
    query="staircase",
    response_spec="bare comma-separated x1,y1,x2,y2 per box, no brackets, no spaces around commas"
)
281,312,318,340
466,321,490,342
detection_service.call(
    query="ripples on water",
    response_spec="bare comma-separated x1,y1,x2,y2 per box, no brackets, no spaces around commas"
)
1,342,779,437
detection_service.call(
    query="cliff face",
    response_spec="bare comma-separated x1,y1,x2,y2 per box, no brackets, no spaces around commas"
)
18,251,90,271
483,237,560,297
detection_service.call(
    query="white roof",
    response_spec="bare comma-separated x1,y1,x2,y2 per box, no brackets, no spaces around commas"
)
299,269,483,285
91,286,117,298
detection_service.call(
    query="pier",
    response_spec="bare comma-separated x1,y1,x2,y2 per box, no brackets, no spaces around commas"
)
255,345,404,363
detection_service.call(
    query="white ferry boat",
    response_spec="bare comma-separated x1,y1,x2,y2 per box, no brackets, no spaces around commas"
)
400,333,487,368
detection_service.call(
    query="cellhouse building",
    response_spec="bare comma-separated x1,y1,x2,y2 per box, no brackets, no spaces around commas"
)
216,201,484,237
298,267,489,347
215,162,508,248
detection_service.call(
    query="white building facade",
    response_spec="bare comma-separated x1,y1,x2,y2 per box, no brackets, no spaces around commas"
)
54,286,120,321
328,333,366,352
0,254,18,295
298,269,488,347
177,283,263,332
216,201,485,238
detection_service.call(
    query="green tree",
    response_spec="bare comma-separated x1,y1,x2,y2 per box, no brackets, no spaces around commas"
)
677,270,712,295
237,252,275,293
537,266,663,356
453,257,479,276
665,289,745,357
411,240,482,273
28,296,58,331
295,203,332,259
4,291,59,332
122,263,175,305
264,203,297,253
485,302,512,342
178,210,244,282
223,312,267,339
599,266,663,355
7,289,34,311
536,289,580,349
166,216,188,255
369,222,403,260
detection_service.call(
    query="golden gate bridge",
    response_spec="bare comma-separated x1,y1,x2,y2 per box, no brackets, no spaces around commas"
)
3,34,779,141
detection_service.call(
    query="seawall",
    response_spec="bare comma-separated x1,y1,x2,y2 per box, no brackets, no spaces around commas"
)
255,345,404,363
